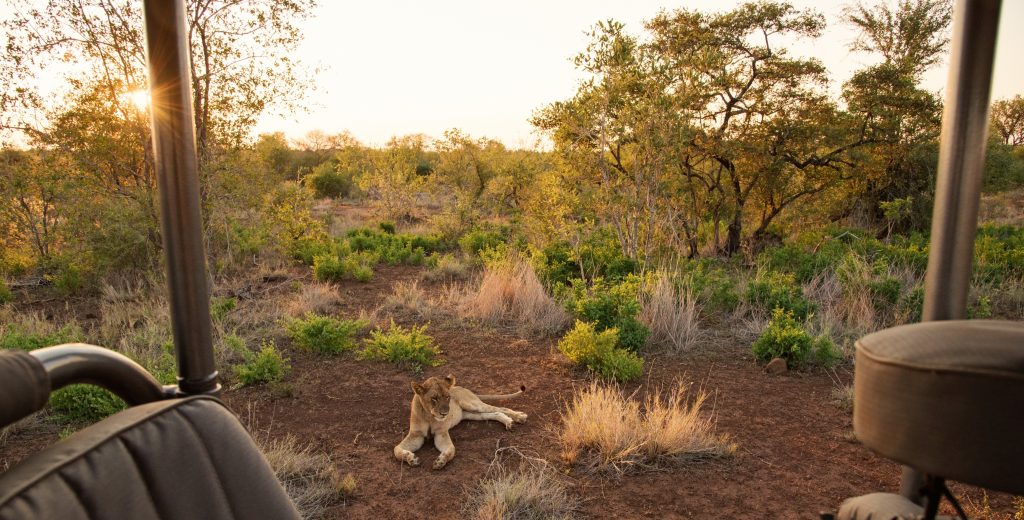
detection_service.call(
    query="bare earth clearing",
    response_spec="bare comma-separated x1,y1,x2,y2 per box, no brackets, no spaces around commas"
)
2,263,1018,519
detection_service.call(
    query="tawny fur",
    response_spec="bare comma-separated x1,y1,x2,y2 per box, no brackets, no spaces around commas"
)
393,375,527,469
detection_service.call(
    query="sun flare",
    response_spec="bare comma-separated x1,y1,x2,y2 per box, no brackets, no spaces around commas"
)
122,89,150,111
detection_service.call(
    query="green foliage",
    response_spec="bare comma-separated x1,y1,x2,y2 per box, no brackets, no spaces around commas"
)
459,228,505,258
312,251,376,283
868,277,902,307
291,237,333,265
285,314,366,355
358,321,441,371
558,320,644,382
968,295,993,319
210,296,237,322
308,161,353,199
379,221,396,234
677,259,741,314
49,261,87,296
900,285,925,322
0,323,84,351
236,342,290,387
344,227,440,265
562,275,650,351
49,384,126,425
972,225,1024,284
0,279,12,304
752,308,838,368
745,271,816,320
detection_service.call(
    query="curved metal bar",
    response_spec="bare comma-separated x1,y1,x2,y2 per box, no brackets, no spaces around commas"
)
30,344,176,406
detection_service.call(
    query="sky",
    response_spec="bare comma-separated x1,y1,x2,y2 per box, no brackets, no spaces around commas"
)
251,0,1024,148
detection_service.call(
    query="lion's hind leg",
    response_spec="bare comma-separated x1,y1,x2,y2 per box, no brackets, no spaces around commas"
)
463,410,515,430
463,399,528,424
394,428,426,467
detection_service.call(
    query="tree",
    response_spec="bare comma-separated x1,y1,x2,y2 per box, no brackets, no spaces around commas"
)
361,135,431,222
0,149,71,265
990,96,1024,147
844,0,953,78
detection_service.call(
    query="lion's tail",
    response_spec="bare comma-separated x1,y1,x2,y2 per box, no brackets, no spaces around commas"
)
477,385,526,402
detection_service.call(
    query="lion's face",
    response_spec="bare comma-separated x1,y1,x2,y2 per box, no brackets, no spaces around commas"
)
412,375,455,421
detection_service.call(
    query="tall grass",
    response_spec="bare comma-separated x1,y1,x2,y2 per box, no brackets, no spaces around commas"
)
256,434,354,519
457,255,568,335
559,382,734,474
285,282,341,317
640,272,704,351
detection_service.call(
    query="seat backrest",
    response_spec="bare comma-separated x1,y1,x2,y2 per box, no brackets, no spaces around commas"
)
0,396,301,520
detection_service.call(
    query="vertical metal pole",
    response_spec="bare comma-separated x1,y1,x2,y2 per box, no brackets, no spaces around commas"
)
905,0,1002,502
141,0,220,396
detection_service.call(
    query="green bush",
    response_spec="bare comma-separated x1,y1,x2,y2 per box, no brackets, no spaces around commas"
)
236,342,290,386
359,321,441,371
51,262,86,296
563,276,650,351
291,237,333,265
49,384,126,425
868,277,902,308
353,265,374,282
285,314,365,354
343,228,440,266
0,279,13,304
312,251,376,283
210,296,237,322
379,221,396,234
0,323,84,351
745,271,815,320
558,321,644,382
679,259,741,314
752,308,837,368
458,228,505,258
308,162,352,199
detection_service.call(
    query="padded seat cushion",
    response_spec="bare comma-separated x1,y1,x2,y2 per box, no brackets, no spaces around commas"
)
854,320,1024,495
0,396,300,520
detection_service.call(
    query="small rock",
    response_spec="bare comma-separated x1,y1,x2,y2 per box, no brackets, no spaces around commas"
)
765,357,788,375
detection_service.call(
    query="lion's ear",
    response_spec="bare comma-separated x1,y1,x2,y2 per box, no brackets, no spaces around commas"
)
411,382,425,395
444,374,456,388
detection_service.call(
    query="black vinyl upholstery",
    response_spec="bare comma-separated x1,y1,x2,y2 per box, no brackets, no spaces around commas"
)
0,396,301,520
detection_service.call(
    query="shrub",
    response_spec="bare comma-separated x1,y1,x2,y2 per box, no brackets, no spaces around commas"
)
378,221,396,234
210,296,237,322
559,382,735,474
359,321,441,371
745,271,816,320
51,262,87,296
0,279,13,304
459,228,505,259
308,162,352,199
291,238,333,265
752,308,838,368
312,252,375,283
424,253,470,282
285,314,365,355
562,276,649,351
558,321,643,382
237,342,290,386
868,277,902,308
353,265,374,282
49,385,126,425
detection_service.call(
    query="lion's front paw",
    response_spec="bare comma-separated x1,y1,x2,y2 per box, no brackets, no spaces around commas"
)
512,412,528,423
432,457,448,470
504,421,514,431
409,455,421,467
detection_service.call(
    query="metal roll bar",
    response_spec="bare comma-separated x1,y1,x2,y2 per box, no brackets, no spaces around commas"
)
142,0,220,396
907,0,1003,503
30,344,176,405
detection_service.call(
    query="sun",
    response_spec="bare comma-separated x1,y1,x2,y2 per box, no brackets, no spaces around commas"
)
122,89,151,111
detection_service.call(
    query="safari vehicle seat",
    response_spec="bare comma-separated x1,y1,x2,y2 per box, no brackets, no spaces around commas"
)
0,349,301,520
835,320,1024,520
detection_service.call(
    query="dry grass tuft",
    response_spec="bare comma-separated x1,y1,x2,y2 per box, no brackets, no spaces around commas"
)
380,280,436,319
831,384,854,413
424,254,471,283
640,273,704,351
286,282,342,317
457,255,568,336
559,382,734,474
256,434,353,519
463,447,580,520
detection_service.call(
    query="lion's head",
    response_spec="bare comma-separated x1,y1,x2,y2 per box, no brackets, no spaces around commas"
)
412,375,456,421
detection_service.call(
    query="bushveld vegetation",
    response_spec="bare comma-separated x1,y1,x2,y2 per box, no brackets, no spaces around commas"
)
2,0,1024,515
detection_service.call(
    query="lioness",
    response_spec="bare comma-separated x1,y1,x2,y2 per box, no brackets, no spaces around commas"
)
394,374,527,469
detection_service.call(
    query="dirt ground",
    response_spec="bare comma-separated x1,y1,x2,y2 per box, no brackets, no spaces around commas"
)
2,264,1019,519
